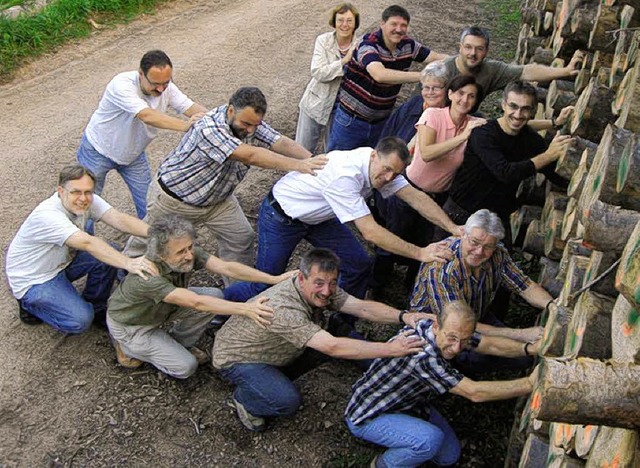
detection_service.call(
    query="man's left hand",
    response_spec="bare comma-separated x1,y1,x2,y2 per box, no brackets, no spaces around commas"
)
517,326,544,343
387,329,426,357
567,50,585,76
418,241,453,263
125,256,160,280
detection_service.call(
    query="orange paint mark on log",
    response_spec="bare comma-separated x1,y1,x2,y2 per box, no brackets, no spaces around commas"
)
531,391,541,411
576,326,585,337
564,424,572,439
622,323,633,337
584,425,594,439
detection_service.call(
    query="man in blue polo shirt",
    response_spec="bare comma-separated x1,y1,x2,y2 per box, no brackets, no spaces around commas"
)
327,5,447,151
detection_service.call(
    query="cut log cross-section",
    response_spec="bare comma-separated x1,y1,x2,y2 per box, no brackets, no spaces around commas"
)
564,290,615,359
611,294,640,364
546,79,578,118
542,192,569,228
556,238,592,282
557,255,590,308
539,257,563,298
585,426,640,468
569,77,616,141
588,5,622,54
540,303,574,357
574,424,599,459
511,205,543,247
544,208,567,259
616,219,640,309
555,136,597,179
547,445,585,468
561,198,580,241
616,132,640,201
518,433,551,468
523,219,547,257
530,357,640,429
582,249,618,298
566,148,593,199
614,58,640,132
570,6,597,45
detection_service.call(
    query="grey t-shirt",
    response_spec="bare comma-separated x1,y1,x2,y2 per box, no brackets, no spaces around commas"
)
442,56,524,101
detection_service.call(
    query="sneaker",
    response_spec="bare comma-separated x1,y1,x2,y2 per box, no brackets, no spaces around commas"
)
18,304,43,325
229,398,265,432
189,346,209,365
111,338,143,369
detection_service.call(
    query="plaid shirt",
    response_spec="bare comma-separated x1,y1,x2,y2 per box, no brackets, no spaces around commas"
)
409,237,532,320
157,104,280,207
345,320,464,425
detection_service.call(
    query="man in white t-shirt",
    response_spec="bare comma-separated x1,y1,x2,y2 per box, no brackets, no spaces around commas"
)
5,165,158,334
77,50,208,221
223,136,462,304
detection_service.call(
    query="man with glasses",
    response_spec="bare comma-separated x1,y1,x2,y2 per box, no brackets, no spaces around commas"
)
437,80,572,240
345,301,538,468
77,50,208,222
443,26,584,105
409,209,554,373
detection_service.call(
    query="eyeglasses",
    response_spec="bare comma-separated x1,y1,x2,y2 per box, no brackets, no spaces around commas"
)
466,235,497,252
143,73,171,88
422,85,444,93
444,333,473,347
336,18,355,25
505,102,534,114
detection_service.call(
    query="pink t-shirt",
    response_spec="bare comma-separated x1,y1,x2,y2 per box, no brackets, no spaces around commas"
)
406,107,479,193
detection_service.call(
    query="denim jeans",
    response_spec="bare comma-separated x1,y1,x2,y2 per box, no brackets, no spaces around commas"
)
219,363,302,417
223,195,372,302
19,250,117,334
346,408,461,467
76,133,151,220
326,105,387,151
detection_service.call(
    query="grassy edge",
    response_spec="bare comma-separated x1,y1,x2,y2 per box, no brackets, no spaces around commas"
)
0,0,170,81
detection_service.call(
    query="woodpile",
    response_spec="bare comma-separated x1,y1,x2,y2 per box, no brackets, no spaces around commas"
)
506,0,640,465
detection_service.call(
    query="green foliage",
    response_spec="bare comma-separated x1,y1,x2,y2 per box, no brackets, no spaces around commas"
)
0,0,167,80
482,0,521,44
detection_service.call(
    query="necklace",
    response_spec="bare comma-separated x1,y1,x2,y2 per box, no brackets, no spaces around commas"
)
337,39,353,53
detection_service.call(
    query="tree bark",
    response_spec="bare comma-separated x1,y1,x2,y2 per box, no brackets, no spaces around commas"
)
531,46,555,65
555,136,597,180
542,192,570,228
561,198,580,241
557,254,590,308
570,6,597,44
511,205,543,247
582,249,618,298
581,199,640,253
569,78,616,142
564,290,615,359
518,433,551,468
556,238,592,281
588,5,622,53
539,256,563,298
544,208,567,260
541,303,574,357
531,357,640,429
611,294,640,364
524,219,547,257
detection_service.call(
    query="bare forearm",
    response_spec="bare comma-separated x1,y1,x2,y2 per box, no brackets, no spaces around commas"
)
213,261,281,285
136,109,190,132
271,136,312,160
419,134,467,162
521,63,572,82
469,377,531,402
521,283,553,309
362,223,423,261
102,212,149,237
348,300,401,323
398,189,457,233
370,68,421,85
83,237,135,270
324,338,395,360
477,335,528,358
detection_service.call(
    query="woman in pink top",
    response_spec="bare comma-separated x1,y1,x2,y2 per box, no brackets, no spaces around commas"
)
406,75,486,196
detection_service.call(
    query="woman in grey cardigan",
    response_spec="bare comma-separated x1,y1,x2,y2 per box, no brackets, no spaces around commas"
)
295,3,360,153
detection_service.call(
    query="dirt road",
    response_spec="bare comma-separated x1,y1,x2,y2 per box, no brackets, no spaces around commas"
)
0,0,480,465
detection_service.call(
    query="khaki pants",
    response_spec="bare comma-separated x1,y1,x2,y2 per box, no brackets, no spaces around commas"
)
124,178,255,285
107,287,222,379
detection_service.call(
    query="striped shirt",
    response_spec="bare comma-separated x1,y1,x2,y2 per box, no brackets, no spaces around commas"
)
409,237,532,320
338,29,430,123
157,104,280,207
345,320,464,425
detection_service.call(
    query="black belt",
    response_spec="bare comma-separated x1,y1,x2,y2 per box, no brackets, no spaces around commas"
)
266,190,296,222
158,178,183,202
339,104,387,125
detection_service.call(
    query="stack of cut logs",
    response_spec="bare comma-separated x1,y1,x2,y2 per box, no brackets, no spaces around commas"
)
505,0,640,466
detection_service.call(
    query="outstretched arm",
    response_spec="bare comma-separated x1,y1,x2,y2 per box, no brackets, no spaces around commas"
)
450,375,532,402
204,255,296,285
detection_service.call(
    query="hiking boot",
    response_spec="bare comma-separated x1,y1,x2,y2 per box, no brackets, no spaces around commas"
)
18,304,42,325
190,346,209,365
111,338,143,369
229,398,265,432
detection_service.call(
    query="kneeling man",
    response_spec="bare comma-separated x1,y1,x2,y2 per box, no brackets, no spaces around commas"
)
213,248,429,432
6,165,157,334
107,215,293,378
345,301,537,468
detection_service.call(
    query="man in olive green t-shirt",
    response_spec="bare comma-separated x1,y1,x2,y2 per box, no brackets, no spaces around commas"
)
106,215,292,379
212,247,432,432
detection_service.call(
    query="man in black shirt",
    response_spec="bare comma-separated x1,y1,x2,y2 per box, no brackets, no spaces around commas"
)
439,80,571,239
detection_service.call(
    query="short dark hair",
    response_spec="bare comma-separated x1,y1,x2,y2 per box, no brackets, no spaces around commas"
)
58,164,96,187
329,3,360,30
229,87,267,115
503,80,537,105
381,5,410,22
460,26,490,48
375,136,411,164
299,248,340,278
139,50,172,75
146,215,196,262
445,75,483,114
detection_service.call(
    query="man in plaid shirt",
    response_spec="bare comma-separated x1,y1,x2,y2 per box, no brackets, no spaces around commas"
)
345,301,537,468
124,87,327,285
409,209,555,372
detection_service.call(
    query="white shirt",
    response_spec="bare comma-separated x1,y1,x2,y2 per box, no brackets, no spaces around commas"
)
85,71,194,164
273,147,408,225
5,193,112,299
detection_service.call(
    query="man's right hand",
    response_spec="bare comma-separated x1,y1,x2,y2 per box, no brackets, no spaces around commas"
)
296,154,328,175
125,256,159,280
242,296,275,329
545,133,573,162
387,329,426,357
418,240,453,263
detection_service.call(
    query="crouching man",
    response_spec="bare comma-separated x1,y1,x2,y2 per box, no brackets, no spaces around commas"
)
212,248,430,432
106,215,293,378
5,164,157,333
345,301,538,467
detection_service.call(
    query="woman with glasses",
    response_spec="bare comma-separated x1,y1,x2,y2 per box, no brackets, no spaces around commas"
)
295,3,360,153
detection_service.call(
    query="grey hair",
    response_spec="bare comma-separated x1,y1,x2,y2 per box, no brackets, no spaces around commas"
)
464,209,505,240
299,248,340,278
420,61,448,84
438,300,477,328
146,215,196,262
460,26,490,48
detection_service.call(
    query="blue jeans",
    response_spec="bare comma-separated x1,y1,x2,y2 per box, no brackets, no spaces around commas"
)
219,363,302,417
223,196,372,302
19,251,117,334
327,105,387,151
346,408,461,467
77,133,151,220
